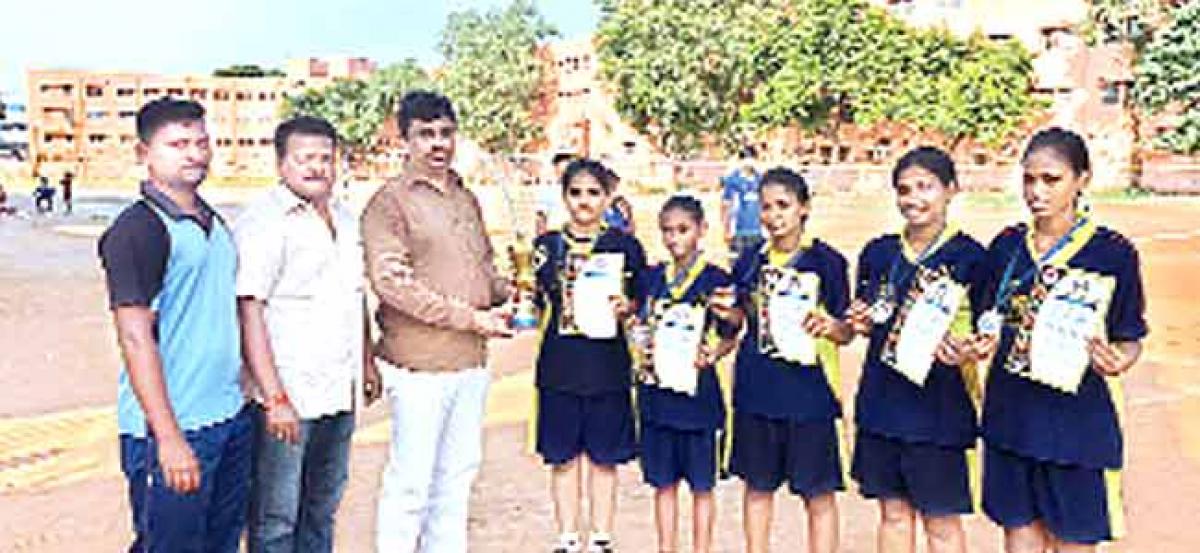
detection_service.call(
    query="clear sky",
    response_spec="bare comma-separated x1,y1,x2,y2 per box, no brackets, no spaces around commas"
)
0,0,599,98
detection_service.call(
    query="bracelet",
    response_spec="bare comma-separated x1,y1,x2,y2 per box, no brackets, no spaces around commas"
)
264,391,290,411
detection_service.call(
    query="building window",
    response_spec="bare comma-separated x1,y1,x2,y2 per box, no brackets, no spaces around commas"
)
89,134,108,144
214,90,230,101
87,110,107,120
190,89,208,100
236,92,250,101
86,85,105,98
258,138,272,146
258,92,268,101
119,110,137,118
117,87,135,97
143,88,161,97
167,88,184,97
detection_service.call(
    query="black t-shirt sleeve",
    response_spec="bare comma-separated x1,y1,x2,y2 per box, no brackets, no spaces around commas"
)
98,202,169,309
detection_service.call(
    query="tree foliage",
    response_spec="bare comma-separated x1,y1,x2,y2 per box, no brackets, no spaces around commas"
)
282,59,429,156
437,0,557,153
597,0,1041,156
1134,1,1200,154
595,0,768,156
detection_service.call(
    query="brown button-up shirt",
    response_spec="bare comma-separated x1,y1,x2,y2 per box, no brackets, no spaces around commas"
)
361,170,510,372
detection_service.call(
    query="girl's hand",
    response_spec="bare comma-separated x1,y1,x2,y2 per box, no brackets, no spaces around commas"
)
934,335,969,366
845,299,872,336
695,343,717,369
1088,337,1137,377
609,295,633,320
969,333,999,361
801,309,849,340
708,286,738,321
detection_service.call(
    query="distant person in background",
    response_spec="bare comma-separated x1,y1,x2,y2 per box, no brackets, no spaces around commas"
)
60,171,75,215
720,146,763,258
34,174,55,214
0,181,15,216
537,152,575,236
601,164,635,235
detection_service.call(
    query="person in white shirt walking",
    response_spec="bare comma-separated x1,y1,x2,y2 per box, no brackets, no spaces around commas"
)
234,115,382,553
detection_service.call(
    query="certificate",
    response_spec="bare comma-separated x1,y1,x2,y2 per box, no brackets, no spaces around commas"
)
651,302,707,395
571,253,625,339
1028,269,1114,394
892,275,965,386
760,266,820,365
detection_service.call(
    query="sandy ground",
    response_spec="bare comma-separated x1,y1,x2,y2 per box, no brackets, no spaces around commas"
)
1,187,1199,552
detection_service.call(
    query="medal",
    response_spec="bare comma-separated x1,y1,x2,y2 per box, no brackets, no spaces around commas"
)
870,299,894,324
978,309,1003,337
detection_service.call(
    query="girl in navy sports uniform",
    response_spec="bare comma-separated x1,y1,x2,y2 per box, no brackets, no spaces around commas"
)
845,147,988,553
711,167,854,553
636,195,739,553
532,159,648,553
972,128,1147,552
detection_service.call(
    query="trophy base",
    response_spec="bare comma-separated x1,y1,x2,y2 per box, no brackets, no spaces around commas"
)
511,313,540,331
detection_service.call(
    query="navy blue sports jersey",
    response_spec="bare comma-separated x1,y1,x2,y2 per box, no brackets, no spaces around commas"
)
533,228,648,395
730,237,850,422
853,230,988,448
637,261,736,431
977,221,1147,469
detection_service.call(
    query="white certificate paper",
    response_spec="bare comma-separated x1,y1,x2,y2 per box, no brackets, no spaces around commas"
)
893,276,965,386
1029,270,1114,394
652,303,707,395
765,268,820,365
572,253,625,339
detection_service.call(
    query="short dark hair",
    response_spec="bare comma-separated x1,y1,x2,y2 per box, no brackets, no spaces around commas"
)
552,152,576,166
760,167,811,203
397,90,456,136
561,158,614,193
660,194,705,224
893,146,957,188
1023,127,1091,176
136,97,206,143
274,115,338,159
739,145,757,160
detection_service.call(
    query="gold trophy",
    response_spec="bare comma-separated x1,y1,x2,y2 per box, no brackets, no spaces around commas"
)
509,244,540,331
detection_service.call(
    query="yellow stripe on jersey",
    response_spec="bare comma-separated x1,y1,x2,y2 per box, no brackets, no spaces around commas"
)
1104,374,1127,538
527,307,555,455
966,444,983,513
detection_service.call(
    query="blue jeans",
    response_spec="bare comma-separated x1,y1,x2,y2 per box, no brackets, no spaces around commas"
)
248,406,353,553
120,405,253,553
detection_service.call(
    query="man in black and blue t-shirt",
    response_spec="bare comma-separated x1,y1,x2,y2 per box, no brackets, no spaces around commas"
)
99,98,250,552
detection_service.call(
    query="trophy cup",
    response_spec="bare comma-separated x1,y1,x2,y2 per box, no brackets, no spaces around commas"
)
509,245,540,331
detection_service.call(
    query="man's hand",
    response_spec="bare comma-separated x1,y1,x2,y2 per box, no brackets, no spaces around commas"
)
473,308,513,339
266,401,301,445
158,434,201,494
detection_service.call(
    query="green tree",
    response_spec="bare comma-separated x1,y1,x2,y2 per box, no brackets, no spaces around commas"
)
213,64,286,78
282,59,430,158
437,0,557,153
595,0,770,156
742,0,1039,151
1134,1,1200,154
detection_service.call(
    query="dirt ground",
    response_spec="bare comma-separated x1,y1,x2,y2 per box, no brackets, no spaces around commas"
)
1,188,1198,552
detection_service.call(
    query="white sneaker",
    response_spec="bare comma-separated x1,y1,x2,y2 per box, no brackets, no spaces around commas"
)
552,532,582,553
587,532,614,553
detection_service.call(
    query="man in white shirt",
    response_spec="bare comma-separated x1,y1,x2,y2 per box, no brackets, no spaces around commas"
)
234,115,381,553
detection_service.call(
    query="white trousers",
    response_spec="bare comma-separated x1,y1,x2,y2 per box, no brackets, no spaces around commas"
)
376,362,490,553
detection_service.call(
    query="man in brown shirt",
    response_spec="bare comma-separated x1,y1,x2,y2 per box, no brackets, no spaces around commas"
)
362,90,511,553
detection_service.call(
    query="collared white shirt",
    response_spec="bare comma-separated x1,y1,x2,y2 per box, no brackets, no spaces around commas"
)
234,184,364,419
